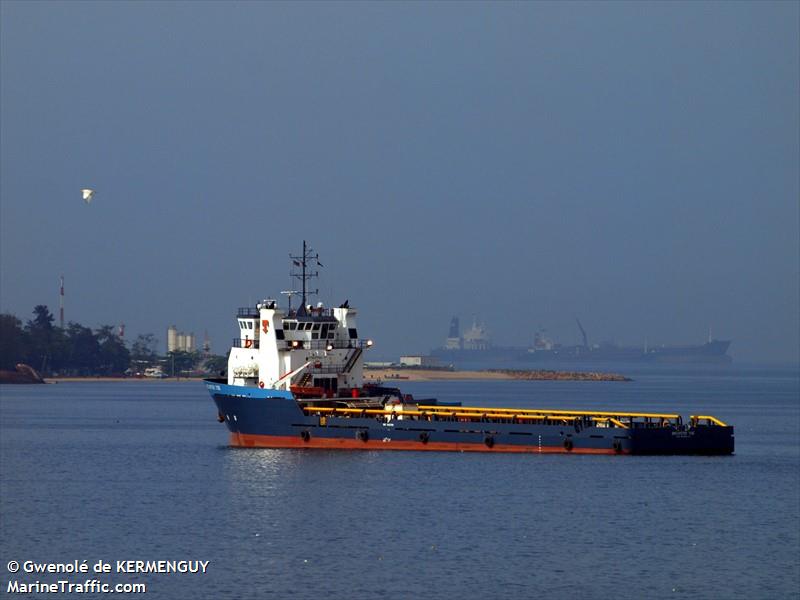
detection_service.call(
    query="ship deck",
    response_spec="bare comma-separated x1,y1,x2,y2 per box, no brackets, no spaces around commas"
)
300,403,727,430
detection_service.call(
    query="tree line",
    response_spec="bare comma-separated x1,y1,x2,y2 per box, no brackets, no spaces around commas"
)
0,305,225,377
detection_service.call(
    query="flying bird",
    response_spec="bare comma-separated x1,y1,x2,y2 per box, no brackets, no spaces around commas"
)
82,188,95,204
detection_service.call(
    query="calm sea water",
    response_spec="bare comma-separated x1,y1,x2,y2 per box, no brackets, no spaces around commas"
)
1,365,798,599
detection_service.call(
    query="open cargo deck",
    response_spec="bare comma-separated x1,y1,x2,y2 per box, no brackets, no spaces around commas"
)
209,381,734,455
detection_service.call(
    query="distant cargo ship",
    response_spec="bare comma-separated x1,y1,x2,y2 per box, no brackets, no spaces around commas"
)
526,338,732,364
526,319,732,364
431,317,524,364
431,317,732,365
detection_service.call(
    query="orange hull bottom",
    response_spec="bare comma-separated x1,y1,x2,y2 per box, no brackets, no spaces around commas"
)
230,433,624,454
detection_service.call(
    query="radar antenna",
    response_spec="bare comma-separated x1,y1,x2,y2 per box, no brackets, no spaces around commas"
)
289,240,323,315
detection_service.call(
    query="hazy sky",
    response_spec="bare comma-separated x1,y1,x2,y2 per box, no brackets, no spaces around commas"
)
1,1,798,363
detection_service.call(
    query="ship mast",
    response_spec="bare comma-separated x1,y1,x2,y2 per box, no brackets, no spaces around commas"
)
289,240,323,315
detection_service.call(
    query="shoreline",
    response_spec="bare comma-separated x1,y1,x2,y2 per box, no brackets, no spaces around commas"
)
43,377,201,384
366,368,630,382
36,369,631,384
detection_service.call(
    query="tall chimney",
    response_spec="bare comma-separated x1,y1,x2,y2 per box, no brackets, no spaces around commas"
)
59,275,65,329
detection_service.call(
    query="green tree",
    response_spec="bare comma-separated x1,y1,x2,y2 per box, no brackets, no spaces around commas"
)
64,323,100,376
166,350,200,376
0,314,29,370
29,304,54,330
95,325,130,375
131,334,158,363
25,305,66,374
203,353,228,376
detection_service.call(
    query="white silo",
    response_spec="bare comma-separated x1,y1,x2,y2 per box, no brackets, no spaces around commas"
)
167,326,178,353
185,333,196,352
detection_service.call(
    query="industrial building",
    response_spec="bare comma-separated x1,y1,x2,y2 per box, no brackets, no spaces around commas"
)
399,355,440,367
167,326,195,353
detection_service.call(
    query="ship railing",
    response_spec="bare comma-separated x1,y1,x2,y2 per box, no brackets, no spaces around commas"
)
299,405,684,427
299,404,727,429
236,307,260,318
593,417,629,429
232,338,260,349
284,340,372,351
302,406,576,419
689,415,728,427
305,365,347,374
417,405,683,422
285,307,338,318
411,408,645,426
231,337,370,352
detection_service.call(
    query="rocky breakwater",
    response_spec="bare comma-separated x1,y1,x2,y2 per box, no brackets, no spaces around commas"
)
487,369,631,382
0,364,45,384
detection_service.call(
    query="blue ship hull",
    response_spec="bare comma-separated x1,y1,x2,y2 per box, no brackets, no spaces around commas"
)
205,380,734,455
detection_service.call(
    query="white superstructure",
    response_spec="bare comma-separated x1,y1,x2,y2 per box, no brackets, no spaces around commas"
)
226,242,373,398
462,317,490,350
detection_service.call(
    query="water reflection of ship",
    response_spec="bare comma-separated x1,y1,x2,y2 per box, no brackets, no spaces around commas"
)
432,316,732,365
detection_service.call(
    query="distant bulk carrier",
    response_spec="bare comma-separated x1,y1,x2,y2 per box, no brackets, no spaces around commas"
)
431,317,732,365
204,243,733,455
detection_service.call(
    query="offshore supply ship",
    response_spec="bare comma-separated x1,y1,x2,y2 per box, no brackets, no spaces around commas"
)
204,243,734,455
